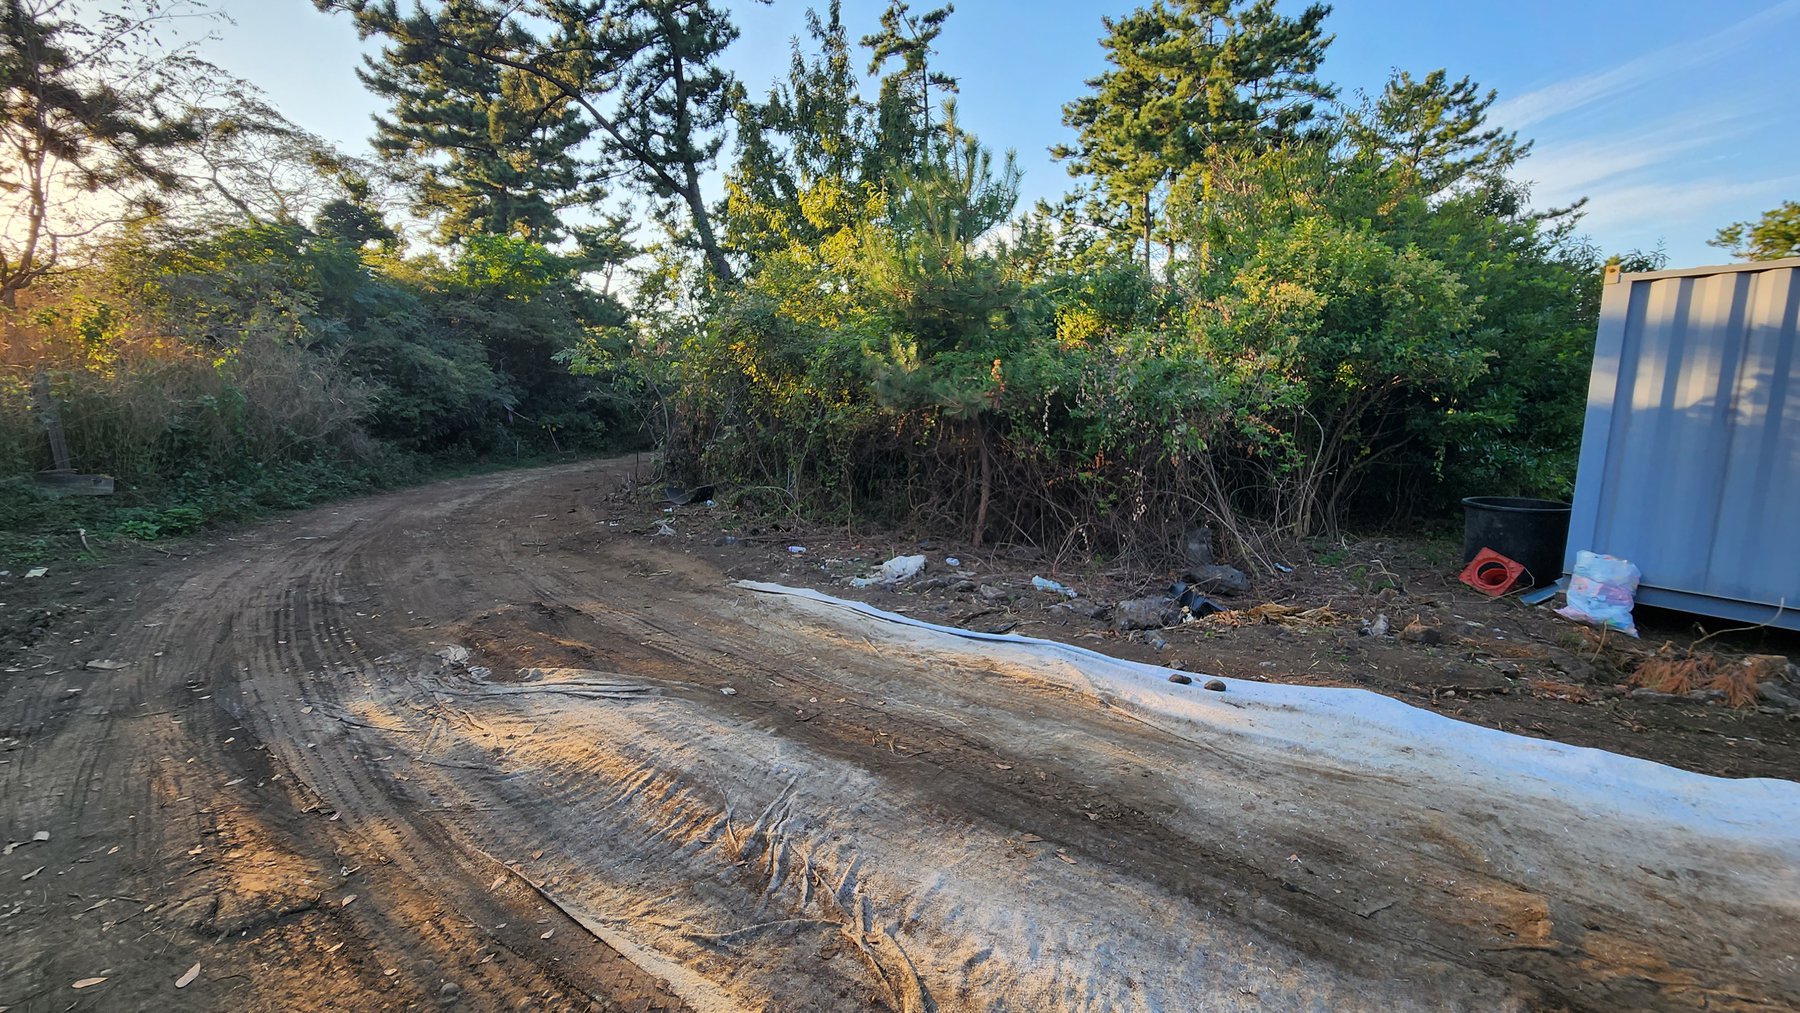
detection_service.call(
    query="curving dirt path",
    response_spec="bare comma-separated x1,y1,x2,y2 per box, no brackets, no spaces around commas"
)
3,458,1796,1011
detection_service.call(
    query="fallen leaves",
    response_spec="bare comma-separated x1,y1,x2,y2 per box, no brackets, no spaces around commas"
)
176,963,201,988
1055,851,1077,865
71,977,107,989
20,866,43,881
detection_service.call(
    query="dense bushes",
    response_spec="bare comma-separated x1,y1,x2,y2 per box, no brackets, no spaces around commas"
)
631,130,1603,561
0,220,635,559
559,4,1616,565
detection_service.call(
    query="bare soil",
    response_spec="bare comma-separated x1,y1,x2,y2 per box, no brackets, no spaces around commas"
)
2,457,1794,1011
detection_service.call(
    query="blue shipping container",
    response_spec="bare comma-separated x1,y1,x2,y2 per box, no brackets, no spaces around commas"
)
1566,257,1800,630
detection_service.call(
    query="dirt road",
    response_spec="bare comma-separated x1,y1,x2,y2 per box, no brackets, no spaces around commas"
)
4,459,1796,1011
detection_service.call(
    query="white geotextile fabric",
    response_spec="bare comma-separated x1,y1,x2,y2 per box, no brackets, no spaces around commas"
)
738,581,1800,843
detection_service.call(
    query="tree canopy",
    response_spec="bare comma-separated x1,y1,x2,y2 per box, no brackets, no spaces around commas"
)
1710,200,1800,262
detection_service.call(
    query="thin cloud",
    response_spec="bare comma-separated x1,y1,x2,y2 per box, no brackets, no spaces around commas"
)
1492,0,1800,129
1516,109,1757,201
1576,174,1800,240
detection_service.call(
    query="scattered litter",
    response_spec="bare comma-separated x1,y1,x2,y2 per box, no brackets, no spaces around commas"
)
21,866,43,880
32,830,48,843
1180,564,1250,596
721,687,738,696
944,556,961,567
1556,551,1640,637
1458,548,1526,597
436,645,472,664
176,963,200,988
540,928,554,939
25,567,46,578
1145,632,1168,651
653,519,677,538
71,977,106,990
786,545,806,554
1170,579,1225,617
1519,579,1565,606
662,483,715,506
1273,563,1294,573
1360,614,1391,637
849,554,927,588
84,659,130,671
1031,576,1078,598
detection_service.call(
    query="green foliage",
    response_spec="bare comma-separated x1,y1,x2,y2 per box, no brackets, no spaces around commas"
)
640,5,1611,557
1709,200,1800,261
0,0,217,304
326,0,740,281
1054,0,1334,270
358,0,603,247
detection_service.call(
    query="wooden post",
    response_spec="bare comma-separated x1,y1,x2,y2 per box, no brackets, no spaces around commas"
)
30,367,72,471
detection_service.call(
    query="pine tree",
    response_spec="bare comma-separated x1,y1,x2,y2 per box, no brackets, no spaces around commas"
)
358,0,601,246
1055,0,1334,272
726,1,871,258
1347,69,1526,195
861,1,956,170
322,0,742,283
1710,201,1800,262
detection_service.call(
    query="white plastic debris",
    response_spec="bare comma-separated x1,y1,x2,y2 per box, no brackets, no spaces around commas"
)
1031,576,1078,598
787,545,806,554
850,554,927,588
1556,550,1641,637
944,556,961,567
25,567,47,578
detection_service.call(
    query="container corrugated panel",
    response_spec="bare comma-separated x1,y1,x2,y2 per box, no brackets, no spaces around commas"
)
1566,257,1800,630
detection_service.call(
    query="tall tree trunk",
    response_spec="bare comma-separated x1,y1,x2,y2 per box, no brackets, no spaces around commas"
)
1143,190,1153,274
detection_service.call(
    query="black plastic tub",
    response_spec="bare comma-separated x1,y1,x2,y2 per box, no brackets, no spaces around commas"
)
1460,497,1572,589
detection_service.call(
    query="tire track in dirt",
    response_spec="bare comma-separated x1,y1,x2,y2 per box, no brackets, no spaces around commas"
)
2,469,695,1011
5,458,1795,1011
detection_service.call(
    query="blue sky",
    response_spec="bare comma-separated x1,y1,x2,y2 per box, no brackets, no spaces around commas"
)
202,0,1800,265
